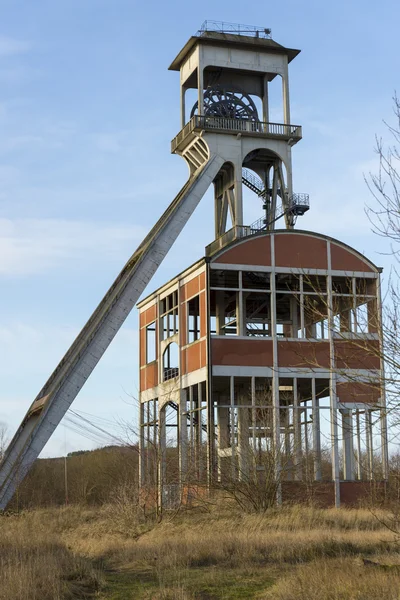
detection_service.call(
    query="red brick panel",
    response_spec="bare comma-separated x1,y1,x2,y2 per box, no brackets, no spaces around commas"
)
185,276,200,300
187,340,206,373
214,236,272,266
334,340,380,370
140,363,158,391
277,341,330,369
275,234,328,269
330,243,374,272
337,381,381,404
211,338,273,366
139,304,157,328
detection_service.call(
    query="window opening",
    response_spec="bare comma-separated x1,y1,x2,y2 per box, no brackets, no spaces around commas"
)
146,322,156,363
210,270,239,289
209,290,238,336
188,295,200,343
163,342,179,381
160,290,179,340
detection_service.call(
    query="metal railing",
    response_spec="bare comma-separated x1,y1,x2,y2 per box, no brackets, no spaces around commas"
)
164,367,179,381
242,168,266,197
171,116,302,152
198,20,272,39
206,225,260,256
290,193,310,208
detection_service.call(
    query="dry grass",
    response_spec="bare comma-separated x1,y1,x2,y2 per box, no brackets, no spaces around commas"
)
0,511,102,600
263,557,400,600
1,502,400,599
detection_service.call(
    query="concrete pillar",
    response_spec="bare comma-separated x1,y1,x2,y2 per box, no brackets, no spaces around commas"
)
312,379,322,480
282,68,290,125
299,275,305,338
139,402,145,488
238,396,250,481
158,405,166,509
284,407,292,481
217,402,230,482
293,379,302,481
342,409,355,481
179,388,188,484
197,382,203,478
189,385,194,468
380,407,389,480
251,376,257,452
365,410,374,481
262,75,269,122
356,410,362,480
230,376,236,480
197,67,204,116
233,163,243,227
238,272,245,336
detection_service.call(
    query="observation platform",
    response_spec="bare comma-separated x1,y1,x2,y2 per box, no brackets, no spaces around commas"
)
171,115,302,154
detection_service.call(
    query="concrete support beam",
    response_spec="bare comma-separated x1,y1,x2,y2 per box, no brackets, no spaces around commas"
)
342,409,355,481
293,379,302,481
179,388,188,484
312,379,322,481
230,376,236,480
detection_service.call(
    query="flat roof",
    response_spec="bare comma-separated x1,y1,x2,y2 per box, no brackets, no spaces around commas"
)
169,32,301,71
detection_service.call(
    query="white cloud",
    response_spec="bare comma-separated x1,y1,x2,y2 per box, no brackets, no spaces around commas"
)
0,218,146,276
0,36,30,58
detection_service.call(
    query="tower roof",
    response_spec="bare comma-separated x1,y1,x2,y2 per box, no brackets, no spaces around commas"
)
169,31,300,71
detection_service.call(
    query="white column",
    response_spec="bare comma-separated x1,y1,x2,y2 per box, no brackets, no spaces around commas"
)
365,410,374,481
238,271,245,336
293,378,302,481
158,405,166,510
233,162,243,227
251,376,257,452
197,67,204,116
238,395,250,481
281,65,291,125
179,388,188,485
217,402,229,482
262,74,269,122
312,378,322,481
197,382,203,478
342,409,354,481
230,376,236,480
356,410,362,480
139,401,145,488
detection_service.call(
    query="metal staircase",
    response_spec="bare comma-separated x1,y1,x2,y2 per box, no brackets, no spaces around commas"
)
242,168,267,198
168,401,208,434
0,153,224,511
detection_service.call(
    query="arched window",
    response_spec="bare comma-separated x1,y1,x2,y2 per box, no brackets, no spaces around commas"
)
163,342,179,381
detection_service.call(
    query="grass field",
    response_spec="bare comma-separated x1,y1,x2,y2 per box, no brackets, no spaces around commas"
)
1,500,400,599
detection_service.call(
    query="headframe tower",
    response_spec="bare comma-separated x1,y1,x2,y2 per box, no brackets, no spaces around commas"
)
170,20,308,235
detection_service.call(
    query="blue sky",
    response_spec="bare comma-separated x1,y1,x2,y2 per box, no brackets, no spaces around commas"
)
0,0,399,456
